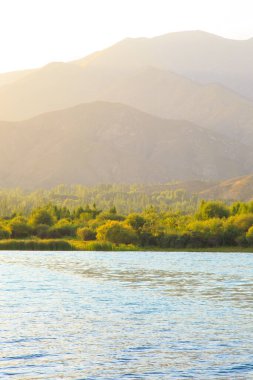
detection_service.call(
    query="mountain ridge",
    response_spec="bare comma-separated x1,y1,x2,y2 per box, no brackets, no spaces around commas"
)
0,102,251,188
0,31,252,188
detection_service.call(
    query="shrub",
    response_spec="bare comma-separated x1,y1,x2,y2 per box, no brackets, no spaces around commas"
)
33,224,51,239
186,219,225,247
77,227,96,241
197,201,230,220
0,225,10,239
9,218,33,238
138,230,157,247
29,208,55,226
96,221,137,244
246,226,253,245
157,232,189,249
126,213,146,231
49,219,76,238
228,214,253,233
84,241,114,251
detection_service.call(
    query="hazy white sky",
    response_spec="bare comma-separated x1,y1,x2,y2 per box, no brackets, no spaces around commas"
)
0,0,253,73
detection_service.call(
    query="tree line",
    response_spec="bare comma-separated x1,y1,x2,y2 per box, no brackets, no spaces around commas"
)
0,184,198,217
1,199,253,249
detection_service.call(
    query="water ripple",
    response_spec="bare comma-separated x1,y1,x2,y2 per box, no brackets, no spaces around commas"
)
0,251,252,379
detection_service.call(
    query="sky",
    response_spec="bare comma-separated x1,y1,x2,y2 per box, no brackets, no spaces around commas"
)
0,0,253,73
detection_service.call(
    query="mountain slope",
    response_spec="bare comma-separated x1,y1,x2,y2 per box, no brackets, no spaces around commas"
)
0,102,250,188
199,175,253,201
1,63,253,148
104,66,253,143
0,31,253,129
0,62,129,121
76,31,253,100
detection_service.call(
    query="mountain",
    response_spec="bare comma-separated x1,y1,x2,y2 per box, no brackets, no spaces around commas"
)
76,31,253,100
0,102,251,188
0,31,253,132
0,61,132,121
1,63,253,148
0,31,253,188
199,175,253,201
104,66,253,144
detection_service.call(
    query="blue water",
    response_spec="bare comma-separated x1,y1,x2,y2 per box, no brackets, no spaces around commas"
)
0,251,253,379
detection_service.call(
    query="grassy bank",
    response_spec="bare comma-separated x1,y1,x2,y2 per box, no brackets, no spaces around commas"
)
0,239,72,251
71,243,253,253
0,239,139,251
0,239,252,252
69,240,140,251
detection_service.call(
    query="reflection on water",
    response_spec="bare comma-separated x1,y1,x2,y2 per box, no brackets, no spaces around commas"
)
0,251,253,379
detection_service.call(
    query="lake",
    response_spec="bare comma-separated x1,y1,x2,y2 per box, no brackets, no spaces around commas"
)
0,251,253,379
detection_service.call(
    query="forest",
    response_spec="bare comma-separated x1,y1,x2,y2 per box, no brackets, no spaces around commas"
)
0,184,199,216
1,187,253,250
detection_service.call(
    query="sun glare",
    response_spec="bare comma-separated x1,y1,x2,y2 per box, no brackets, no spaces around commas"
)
0,0,252,73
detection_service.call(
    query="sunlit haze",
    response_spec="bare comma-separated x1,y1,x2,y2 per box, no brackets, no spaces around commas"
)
0,0,253,73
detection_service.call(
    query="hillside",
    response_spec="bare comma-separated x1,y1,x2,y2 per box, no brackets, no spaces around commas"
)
0,102,250,188
0,62,127,121
0,66,253,148
76,31,253,100
0,31,253,140
104,66,253,144
199,175,253,201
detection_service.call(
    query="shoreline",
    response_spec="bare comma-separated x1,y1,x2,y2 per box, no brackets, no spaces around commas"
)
0,239,252,252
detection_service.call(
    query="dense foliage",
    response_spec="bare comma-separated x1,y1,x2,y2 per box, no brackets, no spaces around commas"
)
1,197,253,249
0,184,199,216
